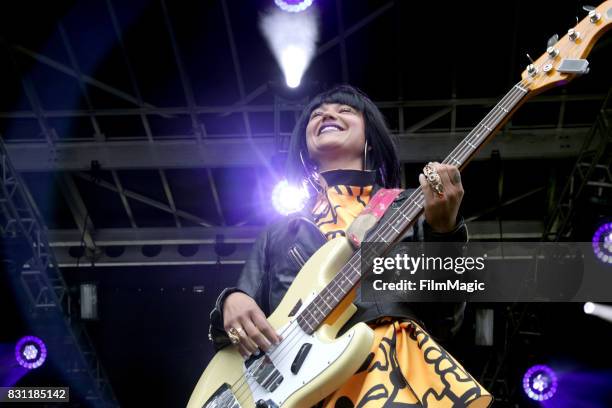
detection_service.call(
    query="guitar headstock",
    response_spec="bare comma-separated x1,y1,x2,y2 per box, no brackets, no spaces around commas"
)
521,0,612,94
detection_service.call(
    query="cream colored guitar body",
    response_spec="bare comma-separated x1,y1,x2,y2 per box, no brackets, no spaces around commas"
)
187,238,374,408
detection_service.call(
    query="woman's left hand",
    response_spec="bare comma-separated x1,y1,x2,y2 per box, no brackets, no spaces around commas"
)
418,162,464,233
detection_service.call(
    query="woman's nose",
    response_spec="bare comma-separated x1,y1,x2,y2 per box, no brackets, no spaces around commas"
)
321,110,337,120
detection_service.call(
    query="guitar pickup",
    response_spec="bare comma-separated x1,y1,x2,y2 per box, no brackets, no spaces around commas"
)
557,59,589,74
290,343,312,374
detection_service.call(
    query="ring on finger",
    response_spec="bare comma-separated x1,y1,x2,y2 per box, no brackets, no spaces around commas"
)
424,163,444,196
227,327,243,345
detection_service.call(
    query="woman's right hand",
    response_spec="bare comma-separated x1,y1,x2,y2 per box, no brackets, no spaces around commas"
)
223,292,281,358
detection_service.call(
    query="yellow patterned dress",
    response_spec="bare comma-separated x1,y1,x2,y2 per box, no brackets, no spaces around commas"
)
313,171,492,408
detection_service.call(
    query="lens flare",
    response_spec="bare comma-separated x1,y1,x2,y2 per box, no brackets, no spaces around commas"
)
271,180,309,215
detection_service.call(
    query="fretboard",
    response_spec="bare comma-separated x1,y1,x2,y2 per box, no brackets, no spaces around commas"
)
296,80,531,334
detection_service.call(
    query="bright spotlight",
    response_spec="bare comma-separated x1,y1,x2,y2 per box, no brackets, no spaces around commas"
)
271,180,309,215
583,301,612,324
280,46,308,88
523,365,558,401
15,336,47,370
260,8,319,89
274,0,314,13
584,302,595,314
592,221,612,264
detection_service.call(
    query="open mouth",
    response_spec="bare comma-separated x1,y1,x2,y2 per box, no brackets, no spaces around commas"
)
318,123,345,135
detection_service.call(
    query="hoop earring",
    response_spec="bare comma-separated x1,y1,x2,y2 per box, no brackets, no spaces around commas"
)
363,140,368,171
300,150,322,193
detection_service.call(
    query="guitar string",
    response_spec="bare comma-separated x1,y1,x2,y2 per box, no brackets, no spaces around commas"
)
229,81,529,405
228,80,530,405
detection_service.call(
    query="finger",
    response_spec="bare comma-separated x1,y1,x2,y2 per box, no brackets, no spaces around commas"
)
235,323,258,354
238,343,251,358
242,317,272,352
419,173,434,202
251,311,280,345
445,165,460,185
437,164,453,190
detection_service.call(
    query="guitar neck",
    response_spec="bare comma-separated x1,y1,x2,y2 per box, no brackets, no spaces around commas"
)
296,80,533,334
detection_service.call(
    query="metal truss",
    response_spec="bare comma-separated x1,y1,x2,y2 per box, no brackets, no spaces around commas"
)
5,126,592,171
544,87,612,240
40,221,543,267
0,137,118,407
477,304,543,406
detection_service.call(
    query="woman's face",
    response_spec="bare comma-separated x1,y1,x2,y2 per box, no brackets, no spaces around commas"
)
305,103,366,168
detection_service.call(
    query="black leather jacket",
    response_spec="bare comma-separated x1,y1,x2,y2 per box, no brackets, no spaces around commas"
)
209,188,468,351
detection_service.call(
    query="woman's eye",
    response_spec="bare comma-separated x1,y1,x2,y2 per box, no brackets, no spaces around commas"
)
340,107,352,113
311,111,322,118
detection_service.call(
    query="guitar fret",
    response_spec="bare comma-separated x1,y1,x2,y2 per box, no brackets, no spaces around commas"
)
331,278,346,295
514,84,528,93
481,123,492,131
327,286,340,302
319,293,332,310
399,212,411,223
299,316,314,332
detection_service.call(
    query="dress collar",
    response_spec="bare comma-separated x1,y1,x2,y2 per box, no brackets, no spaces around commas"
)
319,169,377,187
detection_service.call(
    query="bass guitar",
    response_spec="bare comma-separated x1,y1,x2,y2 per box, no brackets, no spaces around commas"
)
188,3,612,406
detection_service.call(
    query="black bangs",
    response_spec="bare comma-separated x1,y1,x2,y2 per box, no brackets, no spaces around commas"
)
304,85,368,115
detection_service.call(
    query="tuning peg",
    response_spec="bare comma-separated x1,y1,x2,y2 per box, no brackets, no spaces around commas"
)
582,5,595,12
547,34,559,48
525,54,537,77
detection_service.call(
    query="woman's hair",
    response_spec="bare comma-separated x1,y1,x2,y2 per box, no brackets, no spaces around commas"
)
286,84,401,188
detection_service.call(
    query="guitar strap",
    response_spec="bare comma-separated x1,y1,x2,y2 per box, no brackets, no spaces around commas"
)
346,188,403,249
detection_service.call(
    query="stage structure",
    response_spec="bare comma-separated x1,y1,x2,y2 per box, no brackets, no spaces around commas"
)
0,137,118,407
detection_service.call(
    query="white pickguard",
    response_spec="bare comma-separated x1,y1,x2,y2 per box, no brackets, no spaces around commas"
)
245,294,355,406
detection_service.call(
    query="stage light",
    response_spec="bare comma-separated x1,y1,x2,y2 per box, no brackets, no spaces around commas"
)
281,45,308,88
475,309,494,346
523,365,558,401
583,301,612,324
260,8,319,89
80,283,98,320
592,221,612,264
14,336,47,370
274,0,314,13
271,180,309,215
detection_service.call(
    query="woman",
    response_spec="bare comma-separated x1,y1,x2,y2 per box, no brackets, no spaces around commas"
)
209,85,492,407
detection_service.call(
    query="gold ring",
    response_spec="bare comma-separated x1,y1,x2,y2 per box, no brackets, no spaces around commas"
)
227,327,243,345
424,163,444,196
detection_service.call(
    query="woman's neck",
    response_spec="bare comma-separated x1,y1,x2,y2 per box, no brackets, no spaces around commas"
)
317,156,363,173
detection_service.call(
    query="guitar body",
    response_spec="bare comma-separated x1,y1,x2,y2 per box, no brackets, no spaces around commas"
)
187,238,375,408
